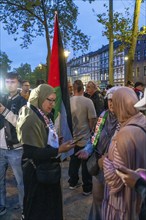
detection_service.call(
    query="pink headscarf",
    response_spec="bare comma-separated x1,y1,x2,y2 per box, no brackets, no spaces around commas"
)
112,87,139,123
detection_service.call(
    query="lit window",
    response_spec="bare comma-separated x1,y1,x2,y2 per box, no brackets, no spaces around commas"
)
137,51,140,61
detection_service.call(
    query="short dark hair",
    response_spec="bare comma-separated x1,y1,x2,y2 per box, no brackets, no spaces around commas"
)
73,80,84,93
21,80,30,86
106,84,113,90
134,81,144,88
36,79,46,86
6,72,20,81
126,80,134,87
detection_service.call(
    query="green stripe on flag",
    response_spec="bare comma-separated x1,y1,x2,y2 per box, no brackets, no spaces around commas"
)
54,86,62,120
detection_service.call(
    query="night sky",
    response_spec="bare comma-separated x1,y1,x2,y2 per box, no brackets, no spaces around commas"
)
1,0,145,70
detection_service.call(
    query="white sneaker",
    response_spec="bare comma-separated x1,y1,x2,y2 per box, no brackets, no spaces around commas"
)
82,191,92,196
69,182,82,190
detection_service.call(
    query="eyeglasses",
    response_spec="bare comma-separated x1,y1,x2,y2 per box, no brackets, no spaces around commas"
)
46,98,56,104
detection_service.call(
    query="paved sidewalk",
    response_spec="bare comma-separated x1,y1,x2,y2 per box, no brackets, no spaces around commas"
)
1,160,92,220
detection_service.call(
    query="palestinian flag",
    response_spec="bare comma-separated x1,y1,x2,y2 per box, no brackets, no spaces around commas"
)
48,13,73,157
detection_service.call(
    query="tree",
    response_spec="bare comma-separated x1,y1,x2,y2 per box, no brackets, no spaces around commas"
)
0,0,89,75
126,0,143,82
14,63,32,80
0,51,12,77
31,64,47,87
95,1,146,82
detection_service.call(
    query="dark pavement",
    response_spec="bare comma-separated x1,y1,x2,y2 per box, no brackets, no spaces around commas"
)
1,160,92,220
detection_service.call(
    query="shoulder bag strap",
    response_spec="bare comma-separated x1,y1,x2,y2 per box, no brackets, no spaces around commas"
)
127,124,146,134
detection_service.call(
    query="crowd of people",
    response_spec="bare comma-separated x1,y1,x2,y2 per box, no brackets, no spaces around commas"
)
0,72,146,220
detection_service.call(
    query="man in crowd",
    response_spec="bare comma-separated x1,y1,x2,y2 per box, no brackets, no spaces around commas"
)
86,81,104,118
68,80,96,195
0,73,26,216
20,80,31,100
68,81,74,97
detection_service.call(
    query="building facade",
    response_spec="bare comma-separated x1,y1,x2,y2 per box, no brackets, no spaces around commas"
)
67,35,146,87
133,35,146,83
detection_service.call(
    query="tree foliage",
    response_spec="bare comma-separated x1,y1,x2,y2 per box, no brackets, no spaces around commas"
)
95,4,146,50
0,51,12,76
14,63,32,78
0,0,90,70
0,0,91,77
31,64,47,87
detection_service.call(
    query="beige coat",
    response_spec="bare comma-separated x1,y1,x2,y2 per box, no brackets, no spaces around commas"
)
102,87,146,220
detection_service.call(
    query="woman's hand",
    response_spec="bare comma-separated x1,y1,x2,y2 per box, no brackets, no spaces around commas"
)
58,140,75,153
116,166,141,188
0,103,5,114
75,150,89,160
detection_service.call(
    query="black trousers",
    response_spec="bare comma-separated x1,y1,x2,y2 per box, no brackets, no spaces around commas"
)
22,161,63,220
68,146,92,193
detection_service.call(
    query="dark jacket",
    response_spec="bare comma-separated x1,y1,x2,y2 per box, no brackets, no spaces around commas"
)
90,91,104,117
135,178,146,220
0,93,27,149
135,177,146,199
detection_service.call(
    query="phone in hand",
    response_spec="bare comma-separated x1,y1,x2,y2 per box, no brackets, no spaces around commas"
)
116,168,127,174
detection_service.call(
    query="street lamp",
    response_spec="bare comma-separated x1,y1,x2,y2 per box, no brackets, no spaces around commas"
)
64,50,70,59
124,56,128,84
38,64,43,69
124,56,128,61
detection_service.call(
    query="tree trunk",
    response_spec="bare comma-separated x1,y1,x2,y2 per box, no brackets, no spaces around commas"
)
45,25,51,81
126,0,142,83
109,0,114,85
41,0,51,82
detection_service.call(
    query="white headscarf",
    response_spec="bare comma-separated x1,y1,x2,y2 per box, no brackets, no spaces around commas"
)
105,86,122,99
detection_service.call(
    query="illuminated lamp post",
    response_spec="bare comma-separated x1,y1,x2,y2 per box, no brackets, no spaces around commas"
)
124,56,128,84
64,50,70,60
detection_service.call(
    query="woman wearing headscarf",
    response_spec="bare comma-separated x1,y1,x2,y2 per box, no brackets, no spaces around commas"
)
16,84,74,220
102,87,146,220
77,86,120,220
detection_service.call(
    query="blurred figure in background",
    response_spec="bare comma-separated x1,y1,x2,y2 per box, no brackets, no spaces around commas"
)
68,81,73,97
20,80,31,101
36,79,46,87
86,81,104,118
134,82,144,100
126,80,134,89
